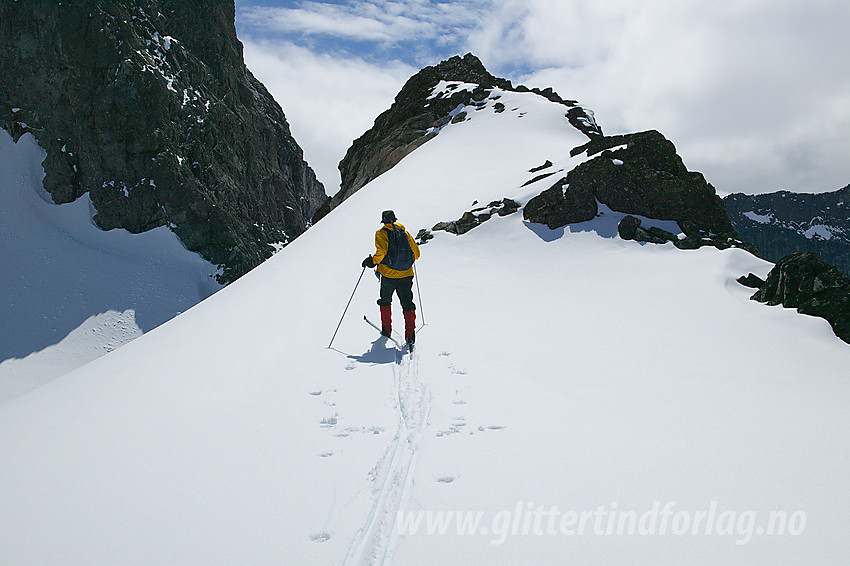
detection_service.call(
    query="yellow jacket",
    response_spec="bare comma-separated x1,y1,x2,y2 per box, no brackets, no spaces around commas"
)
372,222,421,278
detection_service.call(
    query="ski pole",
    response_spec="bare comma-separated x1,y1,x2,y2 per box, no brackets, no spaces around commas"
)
328,266,366,349
413,262,425,326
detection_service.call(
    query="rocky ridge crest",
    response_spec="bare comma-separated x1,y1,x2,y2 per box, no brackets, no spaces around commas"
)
313,53,601,222
324,53,746,254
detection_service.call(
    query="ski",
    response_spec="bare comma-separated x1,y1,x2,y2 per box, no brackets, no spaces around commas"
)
363,315,415,353
363,315,401,348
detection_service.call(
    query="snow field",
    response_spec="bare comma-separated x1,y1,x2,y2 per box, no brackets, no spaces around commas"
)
0,130,220,399
2,88,849,565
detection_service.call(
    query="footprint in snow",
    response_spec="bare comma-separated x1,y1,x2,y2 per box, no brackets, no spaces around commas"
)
437,476,456,484
310,532,332,543
436,419,467,437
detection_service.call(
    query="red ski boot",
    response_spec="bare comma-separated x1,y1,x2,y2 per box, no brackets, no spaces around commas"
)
403,310,416,349
379,305,392,338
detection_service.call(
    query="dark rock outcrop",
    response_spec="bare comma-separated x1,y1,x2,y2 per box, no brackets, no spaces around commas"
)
524,130,755,252
529,160,553,173
725,184,850,276
313,53,599,221
1,0,326,283
751,252,850,344
617,215,642,240
522,177,598,229
415,229,434,245
737,273,766,289
616,215,678,244
432,198,520,235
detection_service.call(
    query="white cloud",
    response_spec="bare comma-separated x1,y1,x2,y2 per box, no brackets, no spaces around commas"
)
468,0,850,194
241,4,415,43
240,1,488,46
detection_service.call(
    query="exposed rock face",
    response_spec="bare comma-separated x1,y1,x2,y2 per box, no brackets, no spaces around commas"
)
522,177,598,229
313,53,600,222
1,0,326,282
431,198,520,235
524,130,751,251
725,184,850,276
617,215,678,244
737,273,766,289
751,252,850,344
617,215,642,240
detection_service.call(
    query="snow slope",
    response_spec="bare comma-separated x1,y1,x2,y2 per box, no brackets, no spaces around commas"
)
0,130,220,401
2,89,849,565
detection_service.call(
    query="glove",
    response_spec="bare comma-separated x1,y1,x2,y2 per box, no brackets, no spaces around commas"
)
362,255,375,268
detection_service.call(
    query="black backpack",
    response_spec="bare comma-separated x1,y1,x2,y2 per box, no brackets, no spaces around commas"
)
381,224,415,271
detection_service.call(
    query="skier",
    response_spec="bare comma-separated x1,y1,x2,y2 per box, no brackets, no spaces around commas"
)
362,210,421,348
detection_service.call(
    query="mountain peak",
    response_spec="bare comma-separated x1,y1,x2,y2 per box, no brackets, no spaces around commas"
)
419,53,509,90
314,53,598,221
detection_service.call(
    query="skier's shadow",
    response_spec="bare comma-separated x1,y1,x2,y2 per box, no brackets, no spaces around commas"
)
350,337,399,365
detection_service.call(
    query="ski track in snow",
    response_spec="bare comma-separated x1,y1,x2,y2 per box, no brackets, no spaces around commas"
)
343,342,430,566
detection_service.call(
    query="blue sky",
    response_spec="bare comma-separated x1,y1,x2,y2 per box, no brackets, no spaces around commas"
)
235,0,850,197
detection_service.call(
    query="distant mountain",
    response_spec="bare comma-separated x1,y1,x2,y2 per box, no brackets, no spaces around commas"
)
0,0,326,283
725,184,850,276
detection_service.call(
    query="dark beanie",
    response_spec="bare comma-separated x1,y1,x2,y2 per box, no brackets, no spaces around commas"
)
381,210,396,223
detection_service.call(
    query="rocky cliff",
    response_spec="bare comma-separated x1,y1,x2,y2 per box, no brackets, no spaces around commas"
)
1,0,326,283
725,184,850,276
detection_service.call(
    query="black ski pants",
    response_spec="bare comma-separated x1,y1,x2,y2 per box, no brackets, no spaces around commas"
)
377,275,416,311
